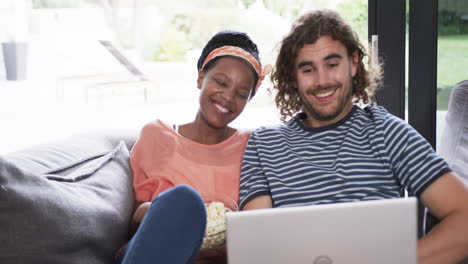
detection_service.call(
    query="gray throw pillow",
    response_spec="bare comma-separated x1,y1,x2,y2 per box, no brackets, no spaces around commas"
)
0,141,134,264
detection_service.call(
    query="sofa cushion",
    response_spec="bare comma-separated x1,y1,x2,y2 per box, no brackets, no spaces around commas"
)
4,130,138,175
0,141,134,264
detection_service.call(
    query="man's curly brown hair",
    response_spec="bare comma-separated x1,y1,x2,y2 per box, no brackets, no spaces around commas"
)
271,9,383,121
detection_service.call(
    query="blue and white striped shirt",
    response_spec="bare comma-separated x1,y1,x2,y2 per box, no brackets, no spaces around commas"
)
239,105,450,209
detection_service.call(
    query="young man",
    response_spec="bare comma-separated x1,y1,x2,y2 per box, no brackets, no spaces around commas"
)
239,9,468,263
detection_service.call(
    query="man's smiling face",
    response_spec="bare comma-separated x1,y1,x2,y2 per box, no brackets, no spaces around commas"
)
294,35,358,127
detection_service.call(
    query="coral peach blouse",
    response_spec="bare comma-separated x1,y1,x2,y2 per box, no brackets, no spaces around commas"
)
130,119,251,204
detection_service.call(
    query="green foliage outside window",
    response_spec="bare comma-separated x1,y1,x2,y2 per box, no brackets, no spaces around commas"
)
241,0,256,9
261,0,305,18
32,0,84,8
439,9,468,35
153,29,191,62
437,1,468,109
336,0,368,43
151,0,370,62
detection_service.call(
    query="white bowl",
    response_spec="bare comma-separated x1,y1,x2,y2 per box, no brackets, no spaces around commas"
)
200,193,238,250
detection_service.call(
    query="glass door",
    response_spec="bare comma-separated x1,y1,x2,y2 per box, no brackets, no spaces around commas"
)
436,0,468,149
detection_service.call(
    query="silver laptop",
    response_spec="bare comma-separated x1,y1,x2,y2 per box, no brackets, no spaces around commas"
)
226,197,417,264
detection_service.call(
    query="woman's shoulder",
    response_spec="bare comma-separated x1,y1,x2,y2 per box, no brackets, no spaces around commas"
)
217,127,251,145
132,119,176,153
140,119,171,133
235,127,253,137
136,119,175,143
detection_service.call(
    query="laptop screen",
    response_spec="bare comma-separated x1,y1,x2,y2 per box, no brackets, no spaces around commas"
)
226,197,417,264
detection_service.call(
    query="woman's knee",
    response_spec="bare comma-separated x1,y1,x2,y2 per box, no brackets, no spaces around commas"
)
171,184,200,198
153,185,205,210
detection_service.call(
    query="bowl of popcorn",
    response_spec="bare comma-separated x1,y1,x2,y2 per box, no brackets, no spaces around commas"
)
200,194,238,250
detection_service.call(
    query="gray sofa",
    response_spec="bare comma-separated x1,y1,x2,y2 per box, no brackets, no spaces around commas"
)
2,110,467,263
0,130,138,264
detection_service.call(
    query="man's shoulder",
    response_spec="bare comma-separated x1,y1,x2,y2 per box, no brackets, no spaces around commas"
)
359,105,414,140
360,105,390,117
251,121,293,137
360,105,406,125
254,120,294,132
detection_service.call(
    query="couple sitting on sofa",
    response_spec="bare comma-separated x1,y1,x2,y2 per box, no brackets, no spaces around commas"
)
2,9,468,264
118,9,468,264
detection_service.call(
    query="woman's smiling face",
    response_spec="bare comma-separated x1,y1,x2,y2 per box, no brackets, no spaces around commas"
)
197,56,256,129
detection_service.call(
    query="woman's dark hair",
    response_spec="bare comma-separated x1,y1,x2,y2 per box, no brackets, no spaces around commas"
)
271,9,383,121
197,30,261,98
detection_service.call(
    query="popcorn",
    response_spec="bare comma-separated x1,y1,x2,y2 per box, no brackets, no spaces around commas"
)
201,201,227,249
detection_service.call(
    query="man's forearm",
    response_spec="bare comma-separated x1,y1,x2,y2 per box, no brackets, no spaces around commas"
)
418,210,468,263
242,195,273,210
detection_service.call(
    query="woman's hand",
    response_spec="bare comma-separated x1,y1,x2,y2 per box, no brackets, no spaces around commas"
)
195,245,227,264
130,202,151,235
133,202,151,223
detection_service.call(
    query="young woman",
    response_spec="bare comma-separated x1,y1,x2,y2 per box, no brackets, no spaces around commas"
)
116,30,265,264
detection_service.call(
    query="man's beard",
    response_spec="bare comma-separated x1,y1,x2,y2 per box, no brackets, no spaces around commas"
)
301,80,353,123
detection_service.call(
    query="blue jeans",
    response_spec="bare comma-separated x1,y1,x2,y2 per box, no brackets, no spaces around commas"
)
116,185,207,264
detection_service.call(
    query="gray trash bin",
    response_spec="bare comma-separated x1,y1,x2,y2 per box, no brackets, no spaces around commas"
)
2,42,28,81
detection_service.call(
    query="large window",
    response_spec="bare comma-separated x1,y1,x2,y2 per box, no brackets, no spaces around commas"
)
437,0,468,149
0,0,367,153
